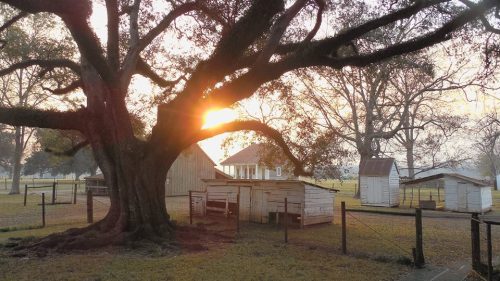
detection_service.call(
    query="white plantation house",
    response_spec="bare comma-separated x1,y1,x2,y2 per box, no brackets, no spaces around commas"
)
220,143,293,180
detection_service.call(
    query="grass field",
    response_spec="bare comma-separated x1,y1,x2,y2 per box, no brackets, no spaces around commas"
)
0,179,499,280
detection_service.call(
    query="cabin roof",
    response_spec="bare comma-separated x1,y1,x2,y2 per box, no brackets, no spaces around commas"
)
202,179,339,192
402,173,489,187
359,158,397,177
215,169,232,179
220,143,262,165
84,174,104,180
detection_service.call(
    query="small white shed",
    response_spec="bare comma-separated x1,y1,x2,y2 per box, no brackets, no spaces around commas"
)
359,158,400,207
198,179,337,226
404,173,492,213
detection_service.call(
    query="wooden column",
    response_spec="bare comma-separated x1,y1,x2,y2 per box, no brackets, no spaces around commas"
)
341,201,347,254
236,192,240,233
189,191,193,225
73,183,78,204
23,184,28,206
87,190,93,223
284,197,288,243
41,192,46,227
52,182,56,204
414,208,425,267
486,223,492,281
471,213,481,271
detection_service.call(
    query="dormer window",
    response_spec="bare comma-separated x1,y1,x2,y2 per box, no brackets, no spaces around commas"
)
276,166,282,177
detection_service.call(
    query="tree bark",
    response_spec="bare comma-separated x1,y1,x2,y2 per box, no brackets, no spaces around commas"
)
406,143,415,179
9,126,23,194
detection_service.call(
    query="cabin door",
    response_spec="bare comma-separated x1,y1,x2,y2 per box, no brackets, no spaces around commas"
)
239,186,251,221
367,177,382,204
457,183,468,211
250,189,267,223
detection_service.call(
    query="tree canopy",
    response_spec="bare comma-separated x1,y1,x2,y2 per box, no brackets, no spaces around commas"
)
0,0,498,249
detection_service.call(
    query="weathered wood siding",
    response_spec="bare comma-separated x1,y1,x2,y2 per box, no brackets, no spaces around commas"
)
444,176,492,213
203,180,335,226
303,184,334,225
166,145,215,196
360,163,399,207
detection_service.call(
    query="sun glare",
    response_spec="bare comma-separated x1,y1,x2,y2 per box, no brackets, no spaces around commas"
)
202,108,237,129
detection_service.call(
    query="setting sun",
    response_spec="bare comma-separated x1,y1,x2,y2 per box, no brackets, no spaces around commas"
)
202,108,238,129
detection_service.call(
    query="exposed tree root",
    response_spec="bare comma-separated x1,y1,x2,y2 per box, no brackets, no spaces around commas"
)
2,219,235,258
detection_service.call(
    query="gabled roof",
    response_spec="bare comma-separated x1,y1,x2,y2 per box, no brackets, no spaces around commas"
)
402,173,489,187
84,174,104,180
359,158,397,177
190,143,216,166
220,143,262,165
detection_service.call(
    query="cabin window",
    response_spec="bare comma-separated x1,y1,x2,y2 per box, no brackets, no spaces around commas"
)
276,166,282,177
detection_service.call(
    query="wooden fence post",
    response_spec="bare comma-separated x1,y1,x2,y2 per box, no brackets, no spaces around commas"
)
4,178,6,190
73,183,78,204
284,197,288,243
189,191,193,225
87,190,93,223
486,223,492,281
341,201,347,254
415,208,425,267
23,184,28,206
236,192,240,233
471,213,481,271
42,193,46,227
52,182,56,204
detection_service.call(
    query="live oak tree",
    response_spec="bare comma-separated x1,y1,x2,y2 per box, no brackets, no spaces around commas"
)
0,0,498,249
0,8,75,194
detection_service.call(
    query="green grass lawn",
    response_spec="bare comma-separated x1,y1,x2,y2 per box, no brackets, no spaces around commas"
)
0,178,499,280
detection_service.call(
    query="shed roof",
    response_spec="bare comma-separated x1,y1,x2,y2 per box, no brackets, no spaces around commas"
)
402,173,489,187
202,179,339,192
359,158,397,177
220,143,262,165
215,169,232,179
84,174,104,180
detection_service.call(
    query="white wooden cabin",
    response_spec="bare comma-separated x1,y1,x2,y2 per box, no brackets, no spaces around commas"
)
198,179,337,226
359,158,400,207
403,173,492,213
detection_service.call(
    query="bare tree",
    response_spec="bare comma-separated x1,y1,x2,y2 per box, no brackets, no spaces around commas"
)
475,110,500,189
0,0,498,249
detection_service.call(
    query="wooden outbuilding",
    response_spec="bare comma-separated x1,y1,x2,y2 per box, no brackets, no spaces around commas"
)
84,174,108,196
359,158,400,207
195,179,337,227
165,144,217,196
402,173,492,213
85,144,218,196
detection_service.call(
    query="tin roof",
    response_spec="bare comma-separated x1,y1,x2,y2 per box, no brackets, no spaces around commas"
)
359,158,397,177
84,174,104,180
220,143,262,165
202,179,339,192
402,173,489,187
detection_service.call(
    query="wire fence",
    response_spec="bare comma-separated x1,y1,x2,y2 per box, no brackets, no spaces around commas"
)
479,221,500,279
0,181,109,231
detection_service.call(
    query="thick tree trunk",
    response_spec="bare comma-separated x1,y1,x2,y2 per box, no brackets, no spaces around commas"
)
355,153,372,198
9,126,23,194
406,144,415,179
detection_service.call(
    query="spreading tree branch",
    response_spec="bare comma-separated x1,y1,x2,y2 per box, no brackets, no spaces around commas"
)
135,58,183,87
42,80,83,95
195,120,311,176
0,59,81,77
45,140,89,156
0,11,27,34
0,107,86,131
